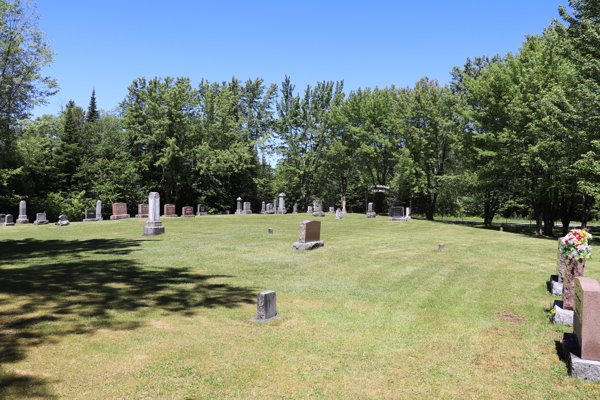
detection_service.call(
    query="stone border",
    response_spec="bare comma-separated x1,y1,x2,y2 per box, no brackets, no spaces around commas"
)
292,241,324,251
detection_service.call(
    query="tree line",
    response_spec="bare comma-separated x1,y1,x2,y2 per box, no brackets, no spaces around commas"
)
1,0,600,236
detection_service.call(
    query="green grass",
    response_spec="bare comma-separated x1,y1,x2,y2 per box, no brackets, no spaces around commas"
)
0,214,599,399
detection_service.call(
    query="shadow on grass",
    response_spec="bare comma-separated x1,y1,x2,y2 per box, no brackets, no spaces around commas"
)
0,369,58,400
0,238,255,398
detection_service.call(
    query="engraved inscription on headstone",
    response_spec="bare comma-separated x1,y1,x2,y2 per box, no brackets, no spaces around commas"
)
196,203,208,216
574,278,600,361
293,220,324,250
181,206,195,217
135,204,149,218
3,214,15,226
163,204,178,217
16,200,29,224
34,212,49,225
110,203,130,220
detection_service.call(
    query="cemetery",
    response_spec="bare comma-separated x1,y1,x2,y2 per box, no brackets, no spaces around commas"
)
1,209,600,399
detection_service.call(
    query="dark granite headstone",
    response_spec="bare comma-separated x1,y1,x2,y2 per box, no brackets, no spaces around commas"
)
182,206,195,217
86,209,96,219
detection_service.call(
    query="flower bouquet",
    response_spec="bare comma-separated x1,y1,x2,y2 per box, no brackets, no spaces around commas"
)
560,228,593,261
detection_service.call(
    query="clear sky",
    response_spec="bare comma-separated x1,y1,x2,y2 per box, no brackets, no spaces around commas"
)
32,0,570,118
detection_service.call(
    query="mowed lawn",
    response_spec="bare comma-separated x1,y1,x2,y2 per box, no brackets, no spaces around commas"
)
0,214,599,399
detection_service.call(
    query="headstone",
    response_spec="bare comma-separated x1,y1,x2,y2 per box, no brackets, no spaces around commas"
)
276,193,286,214
55,214,69,226
328,207,335,214
96,200,103,220
312,200,325,217
235,197,243,214
261,201,266,214
241,201,252,214
16,200,28,224
564,255,586,310
196,203,208,216
273,199,277,214
405,207,412,220
249,290,281,322
84,201,103,221
135,204,149,218
388,206,409,222
3,214,15,226
293,203,298,214
574,278,600,361
110,203,130,220
268,228,273,235
143,192,165,236
0,214,5,224
307,206,313,213
266,203,274,214
85,209,96,220
367,202,376,218
163,204,178,217
293,220,324,250
34,212,48,225
336,209,343,219
439,243,445,252
181,206,195,217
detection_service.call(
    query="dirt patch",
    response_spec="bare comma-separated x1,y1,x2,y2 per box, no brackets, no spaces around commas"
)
499,314,525,324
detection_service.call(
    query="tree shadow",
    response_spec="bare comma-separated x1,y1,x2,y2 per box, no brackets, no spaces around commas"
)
0,238,255,398
0,370,58,400
424,219,566,241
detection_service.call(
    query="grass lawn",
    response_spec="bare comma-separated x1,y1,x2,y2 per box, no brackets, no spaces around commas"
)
0,214,599,399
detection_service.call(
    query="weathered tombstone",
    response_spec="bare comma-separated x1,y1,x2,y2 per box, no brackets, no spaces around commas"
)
235,197,243,214
16,200,29,224
143,192,165,236
564,255,586,310
163,204,178,217
276,193,286,214
405,207,412,220
84,201,103,221
3,214,15,226
261,201,266,214
135,204,149,218
266,203,274,214
84,209,96,220
388,206,409,222
196,204,208,216
336,208,343,219
312,200,325,217
367,202,376,218
292,220,324,250
110,203,130,220
268,228,273,235
293,203,298,214
181,206,195,217
307,206,313,213
55,214,69,226
328,207,335,214
0,214,5,224
95,200,103,220
249,290,281,322
34,212,48,225
241,201,252,215
439,243,445,252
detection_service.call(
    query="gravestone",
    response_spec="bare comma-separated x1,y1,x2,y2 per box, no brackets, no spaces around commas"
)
261,201,266,214
388,206,409,222
328,207,335,214
110,203,130,220
312,200,325,217
181,206,195,217
235,197,243,214
293,220,324,250
241,201,252,215
367,202,376,218
268,228,273,235
293,203,298,214
84,209,96,220
276,193,286,214
135,204,149,218
163,204,178,217
249,290,281,322
405,207,412,220
34,212,48,225
574,278,600,361
84,201,103,221
95,200,103,220
55,214,69,226
439,243,445,252
16,200,29,224
266,203,274,214
273,199,277,214
3,214,15,226
143,192,165,236
336,208,343,219
0,214,5,224
307,206,313,213
196,203,208,216
564,255,586,310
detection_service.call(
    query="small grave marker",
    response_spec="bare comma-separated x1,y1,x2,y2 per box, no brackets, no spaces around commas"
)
249,290,281,322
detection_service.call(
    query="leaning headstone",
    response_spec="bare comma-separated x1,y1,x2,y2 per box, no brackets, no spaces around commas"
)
562,278,600,381
143,192,165,236
241,202,252,215
276,193,286,214
261,201,266,214
336,209,343,219
3,214,15,226
293,203,298,214
163,204,178,217
181,206,195,217
110,203,130,220
196,204,208,216
235,197,243,214
367,202,376,218
34,212,48,225
292,220,324,250
249,290,281,322
16,200,28,224
388,206,409,222
135,204,149,218
55,214,69,226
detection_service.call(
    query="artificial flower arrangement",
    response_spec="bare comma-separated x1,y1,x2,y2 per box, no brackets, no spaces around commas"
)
560,228,593,260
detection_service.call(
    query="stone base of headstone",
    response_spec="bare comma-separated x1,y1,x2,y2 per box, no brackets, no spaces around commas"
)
34,220,49,225
143,221,165,236
55,220,69,226
276,210,286,214
162,214,178,218
16,217,29,224
84,217,103,222
388,216,410,222
548,275,563,296
134,214,148,218
238,210,252,214
561,333,600,381
3,222,15,226
196,212,208,216
110,214,130,220
181,214,196,218
553,300,574,326
367,212,376,218
312,212,325,217
292,240,324,251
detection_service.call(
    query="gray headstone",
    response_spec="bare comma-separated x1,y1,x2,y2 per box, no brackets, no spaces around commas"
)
16,200,28,224
249,290,281,322
144,192,165,236
3,214,15,226
96,200,102,220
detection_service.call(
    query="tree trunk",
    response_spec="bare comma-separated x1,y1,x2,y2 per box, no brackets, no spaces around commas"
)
543,202,555,236
535,205,543,236
581,193,589,229
426,192,437,220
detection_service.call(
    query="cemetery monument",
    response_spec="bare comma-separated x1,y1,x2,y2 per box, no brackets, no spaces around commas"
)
143,192,165,236
293,220,324,251
110,203,130,220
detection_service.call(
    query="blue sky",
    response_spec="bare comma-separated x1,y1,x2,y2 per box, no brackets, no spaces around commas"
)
33,0,570,118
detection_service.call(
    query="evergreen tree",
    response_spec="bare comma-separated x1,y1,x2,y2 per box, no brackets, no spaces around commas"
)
86,88,99,123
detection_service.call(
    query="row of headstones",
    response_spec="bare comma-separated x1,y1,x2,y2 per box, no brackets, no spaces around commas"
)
104,202,209,220
0,200,67,226
548,237,600,380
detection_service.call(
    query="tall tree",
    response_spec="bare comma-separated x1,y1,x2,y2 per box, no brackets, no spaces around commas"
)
86,88,99,123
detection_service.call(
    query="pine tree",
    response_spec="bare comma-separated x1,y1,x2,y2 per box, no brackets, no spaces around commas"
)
86,88,99,123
